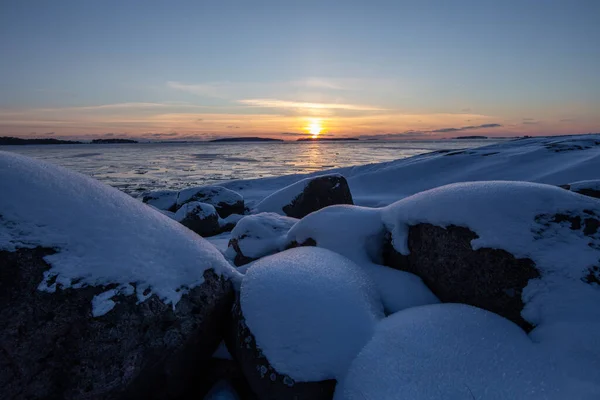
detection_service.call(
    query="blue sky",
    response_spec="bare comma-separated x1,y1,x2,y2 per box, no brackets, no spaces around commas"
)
1,0,599,139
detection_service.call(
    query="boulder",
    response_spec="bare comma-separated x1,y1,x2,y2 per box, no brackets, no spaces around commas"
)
254,174,353,219
381,181,600,333
142,189,178,212
174,202,221,237
383,224,540,330
225,213,298,266
0,247,234,400
177,186,245,218
226,247,383,400
566,180,600,199
0,151,237,399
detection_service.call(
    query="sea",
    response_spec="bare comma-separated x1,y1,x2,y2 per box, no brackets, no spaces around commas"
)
2,139,500,196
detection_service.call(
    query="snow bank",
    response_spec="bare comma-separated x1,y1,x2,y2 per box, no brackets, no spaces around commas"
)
0,151,237,316
253,173,343,215
225,212,297,260
240,247,384,381
336,304,596,400
221,134,600,208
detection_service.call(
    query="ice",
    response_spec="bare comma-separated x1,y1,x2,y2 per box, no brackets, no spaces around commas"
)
240,247,384,381
336,304,599,399
0,151,238,316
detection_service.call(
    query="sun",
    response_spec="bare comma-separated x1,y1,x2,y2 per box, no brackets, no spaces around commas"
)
308,119,323,138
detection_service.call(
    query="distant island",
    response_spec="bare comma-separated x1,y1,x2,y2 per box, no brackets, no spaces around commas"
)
91,139,138,144
297,137,360,142
454,136,488,140
210,137,283,143
0,136,83,145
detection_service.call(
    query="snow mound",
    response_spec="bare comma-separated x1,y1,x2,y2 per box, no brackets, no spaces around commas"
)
336,304,597,400
286,205,438,313
240,247,384,381
225,212,297,260
204,380,239,400
286,205,384,264
174,201,218,222
253,173,343,215
0,151,237,316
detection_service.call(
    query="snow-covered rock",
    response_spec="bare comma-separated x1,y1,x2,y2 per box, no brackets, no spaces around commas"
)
228,247,384,399
174,201,221,237
225,212,298,266
177,185,245,218
382,181,600,338
286,205,438,314
566,179,600,199
0,151,238,399
142,189,178,211
253,174,353,218
336,304,596,400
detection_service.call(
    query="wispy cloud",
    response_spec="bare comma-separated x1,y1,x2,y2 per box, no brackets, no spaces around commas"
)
238,99,385,111
431,123,503,133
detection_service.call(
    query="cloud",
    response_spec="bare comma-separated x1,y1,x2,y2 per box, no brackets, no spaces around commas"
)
238,99,385,111
226,125,240,129
560,118,575,123
431,123,502,133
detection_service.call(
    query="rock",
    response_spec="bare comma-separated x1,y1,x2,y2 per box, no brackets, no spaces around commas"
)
218,213,245,233
226,297,336,400
383,224,540,331
0,247,234,400
254,174,353,219
566,180,600,199
177,186,245,218
174,201,221,237
142,189,178,212
225,213,298,266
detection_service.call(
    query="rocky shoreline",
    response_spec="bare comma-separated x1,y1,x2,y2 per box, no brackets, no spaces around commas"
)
1,134,600,399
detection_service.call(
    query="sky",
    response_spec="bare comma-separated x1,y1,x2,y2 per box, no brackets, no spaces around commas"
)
0,0,599,141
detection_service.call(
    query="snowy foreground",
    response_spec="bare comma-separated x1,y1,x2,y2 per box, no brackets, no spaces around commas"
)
1,134,600,400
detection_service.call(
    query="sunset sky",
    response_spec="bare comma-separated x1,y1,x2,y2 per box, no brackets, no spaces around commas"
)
1,0,599,140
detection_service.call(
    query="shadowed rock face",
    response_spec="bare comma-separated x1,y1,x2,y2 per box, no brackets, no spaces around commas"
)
383,224,540,331
283,175,353,219
574,188,600,200
226,296,336,400
178,206,221,237
177,186,245,218
0,247,234,400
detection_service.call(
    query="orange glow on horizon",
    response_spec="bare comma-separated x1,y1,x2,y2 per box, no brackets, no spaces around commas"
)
307,118,323,138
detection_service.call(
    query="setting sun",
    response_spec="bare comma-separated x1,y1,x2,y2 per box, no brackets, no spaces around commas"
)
308,119,323,138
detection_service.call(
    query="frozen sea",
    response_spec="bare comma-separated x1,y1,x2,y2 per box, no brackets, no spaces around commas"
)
2,139,500,196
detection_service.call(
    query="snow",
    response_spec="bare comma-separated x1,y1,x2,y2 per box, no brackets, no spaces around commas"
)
240,247,384,381
206,232,233,254
142,189,178,211
174,201,218,222
203,380,239,400
253,173,344,215
225,212,297,260
0,151,237,316
177,185,242,209
569,179,600,192
221,134,600,208
336,304,598,400
286,205,438,314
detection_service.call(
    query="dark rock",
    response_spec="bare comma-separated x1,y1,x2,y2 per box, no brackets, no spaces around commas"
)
383,224,540,331
574,188,600,200
225,296,336,400
177,186,244,218
142,190,178,212
285,237,317,250
174,202,221,237
0,247,234,400
282,175,353,219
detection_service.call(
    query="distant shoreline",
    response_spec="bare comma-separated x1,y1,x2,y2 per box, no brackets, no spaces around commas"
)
210,137,283,143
